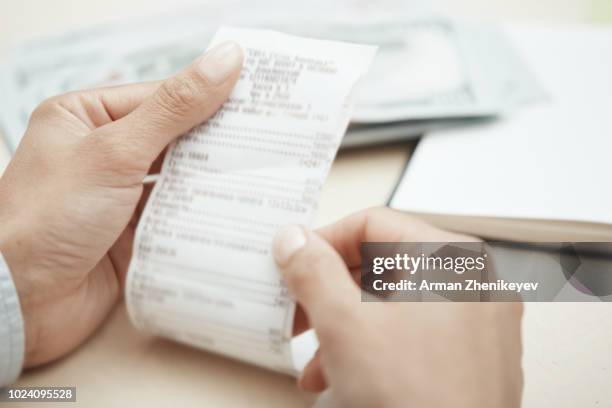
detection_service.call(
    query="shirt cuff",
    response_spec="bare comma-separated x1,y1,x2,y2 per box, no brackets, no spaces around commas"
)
0,251,24,386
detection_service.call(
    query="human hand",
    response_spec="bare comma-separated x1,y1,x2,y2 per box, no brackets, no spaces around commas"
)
273,207,523,408
0,42,244,367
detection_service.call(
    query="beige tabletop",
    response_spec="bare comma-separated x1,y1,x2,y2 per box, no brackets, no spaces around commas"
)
1,1,611,407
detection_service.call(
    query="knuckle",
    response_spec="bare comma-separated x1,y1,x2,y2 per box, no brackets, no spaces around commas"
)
362,206,405,229
29,96,63,121
364,206,395,219
286,261,313,291
29,91,92,124
83,129,148,175
309,254,336,279
156,74,203,117
286,250,329,290
287,249,341,296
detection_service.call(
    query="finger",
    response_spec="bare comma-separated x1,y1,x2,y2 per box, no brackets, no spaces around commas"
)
299,349,327,392
272,225,360,334
43,81,162,130
97,81,162,121
291,276,362,336
108,181,155,291
90,41,243,169
316,207,478,270
148,147,167,175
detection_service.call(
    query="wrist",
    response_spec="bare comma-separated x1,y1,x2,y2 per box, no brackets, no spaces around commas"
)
0,210,38,368
0,248,25,382
0,218,32,304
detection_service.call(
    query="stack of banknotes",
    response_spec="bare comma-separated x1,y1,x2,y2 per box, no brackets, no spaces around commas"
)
0,2,546,150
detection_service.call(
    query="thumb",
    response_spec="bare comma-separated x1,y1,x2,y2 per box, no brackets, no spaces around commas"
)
90,41,243,171
272,225,360,334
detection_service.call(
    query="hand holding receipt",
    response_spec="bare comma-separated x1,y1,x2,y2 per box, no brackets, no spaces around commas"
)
126,27,376,374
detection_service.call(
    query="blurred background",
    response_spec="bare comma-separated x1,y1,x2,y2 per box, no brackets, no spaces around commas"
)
1,0,611,49
1,0,610,159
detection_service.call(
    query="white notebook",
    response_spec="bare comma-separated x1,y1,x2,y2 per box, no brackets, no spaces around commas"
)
390,24,612,241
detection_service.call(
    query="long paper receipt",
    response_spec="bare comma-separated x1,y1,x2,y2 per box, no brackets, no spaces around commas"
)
125,27,376,374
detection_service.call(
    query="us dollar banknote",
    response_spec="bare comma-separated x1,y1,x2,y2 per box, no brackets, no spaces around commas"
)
0,9,545,151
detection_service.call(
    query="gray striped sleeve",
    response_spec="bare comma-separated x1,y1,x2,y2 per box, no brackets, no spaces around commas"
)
0,251,24,386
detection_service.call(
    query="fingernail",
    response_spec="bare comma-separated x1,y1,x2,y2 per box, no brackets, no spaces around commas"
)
273,225,307,265
198,41,244,84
